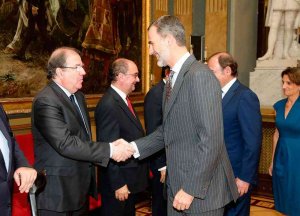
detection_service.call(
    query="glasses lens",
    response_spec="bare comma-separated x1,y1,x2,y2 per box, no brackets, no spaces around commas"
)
76,66,84,72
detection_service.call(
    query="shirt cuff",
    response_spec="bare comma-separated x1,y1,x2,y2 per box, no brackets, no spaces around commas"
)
109,143,113,158
130,142,140,158
158,166,167,171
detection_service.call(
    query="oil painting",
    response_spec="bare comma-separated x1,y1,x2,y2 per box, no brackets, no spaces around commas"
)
0,0,145,99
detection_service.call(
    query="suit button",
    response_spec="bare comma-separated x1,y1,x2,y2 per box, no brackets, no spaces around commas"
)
165,145,169,149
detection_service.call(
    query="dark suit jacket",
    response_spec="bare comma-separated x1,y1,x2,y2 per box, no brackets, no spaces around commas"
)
0,104,29,216
222,80,262,185
144,80,166,172
135,55,239,213
32,81,110,212
95,87,148,194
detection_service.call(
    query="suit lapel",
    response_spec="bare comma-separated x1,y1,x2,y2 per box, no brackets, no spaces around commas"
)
49,82,90,137
109,88,144,132
163,55,196,121
222,80,240,109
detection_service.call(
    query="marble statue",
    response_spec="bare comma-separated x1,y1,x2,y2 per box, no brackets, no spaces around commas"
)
258,0,300,61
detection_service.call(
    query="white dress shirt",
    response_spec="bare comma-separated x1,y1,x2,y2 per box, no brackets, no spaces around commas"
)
221,78,237,98
0,130,9,172
170,52,190,88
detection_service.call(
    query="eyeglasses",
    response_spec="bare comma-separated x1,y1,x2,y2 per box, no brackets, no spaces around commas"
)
124,73,139,78
60,65,84,72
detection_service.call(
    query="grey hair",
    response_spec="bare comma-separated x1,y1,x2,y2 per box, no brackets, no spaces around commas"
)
148,15,186,46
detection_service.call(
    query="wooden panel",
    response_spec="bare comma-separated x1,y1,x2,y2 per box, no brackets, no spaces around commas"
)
149,0,169,87
205,0,227,58
174,0,193,49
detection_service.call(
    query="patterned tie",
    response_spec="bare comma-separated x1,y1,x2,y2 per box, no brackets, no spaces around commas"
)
165,70,175,101
126,97,136,118
70,94,89,134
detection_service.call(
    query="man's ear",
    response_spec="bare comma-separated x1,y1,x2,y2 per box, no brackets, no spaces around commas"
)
224,66,232,75
165,34,175,46
56,68,63,78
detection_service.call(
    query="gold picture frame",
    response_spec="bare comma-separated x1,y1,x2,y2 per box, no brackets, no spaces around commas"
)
0,0,151,115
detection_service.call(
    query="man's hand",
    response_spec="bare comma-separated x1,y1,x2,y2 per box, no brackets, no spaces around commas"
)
111,139,134,162
236,178,250,197
173,189,194,211
14,167,37,193
115,184,130,201
160,169,166,183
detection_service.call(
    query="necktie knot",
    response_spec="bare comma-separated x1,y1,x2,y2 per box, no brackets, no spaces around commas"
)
70,94,76,103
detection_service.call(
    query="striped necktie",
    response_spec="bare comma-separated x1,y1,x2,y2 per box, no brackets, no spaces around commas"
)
165,70,175,101
70,94,89,134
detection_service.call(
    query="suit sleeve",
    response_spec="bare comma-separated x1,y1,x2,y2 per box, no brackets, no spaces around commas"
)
135,125,165,160
238,91,262,184
95,101,126,191
183,67,225,197
32,97,110,167
0,105,29,168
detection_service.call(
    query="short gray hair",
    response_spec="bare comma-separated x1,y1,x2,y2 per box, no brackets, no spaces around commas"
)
148,15,186,46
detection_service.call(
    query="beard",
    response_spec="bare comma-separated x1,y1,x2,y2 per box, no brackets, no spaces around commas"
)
157,59,167,67
156,50,168,67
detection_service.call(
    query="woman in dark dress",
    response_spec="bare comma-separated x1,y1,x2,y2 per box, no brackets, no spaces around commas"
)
269,67,300,216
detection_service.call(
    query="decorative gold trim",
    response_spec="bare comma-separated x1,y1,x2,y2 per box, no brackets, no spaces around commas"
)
143,0,151,93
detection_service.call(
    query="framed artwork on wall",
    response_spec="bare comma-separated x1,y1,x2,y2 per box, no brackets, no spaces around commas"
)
0,0,150,114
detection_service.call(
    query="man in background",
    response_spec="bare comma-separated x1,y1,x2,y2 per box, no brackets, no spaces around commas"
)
0,104,37,216
32,47,133,215
208,52,262,216
95,58,148,216
144,66,169,216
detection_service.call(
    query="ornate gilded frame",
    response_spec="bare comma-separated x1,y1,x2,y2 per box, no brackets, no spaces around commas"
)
1,0,151,116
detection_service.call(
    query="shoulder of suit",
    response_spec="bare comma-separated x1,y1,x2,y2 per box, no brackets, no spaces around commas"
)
234,83,259,101
96,90,119,111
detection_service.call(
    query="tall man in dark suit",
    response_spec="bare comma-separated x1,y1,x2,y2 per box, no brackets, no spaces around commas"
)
95,58,148,216
0,104,37,216
32,47,134,216
144,66,169,216
208,52,262,216
127,15,239,215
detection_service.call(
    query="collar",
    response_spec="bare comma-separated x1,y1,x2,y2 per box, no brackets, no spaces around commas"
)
111,84,128,105
222,78,237,98
171,52,190,73
54,81,72,97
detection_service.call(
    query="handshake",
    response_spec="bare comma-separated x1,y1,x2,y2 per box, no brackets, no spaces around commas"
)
111,139,136,162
